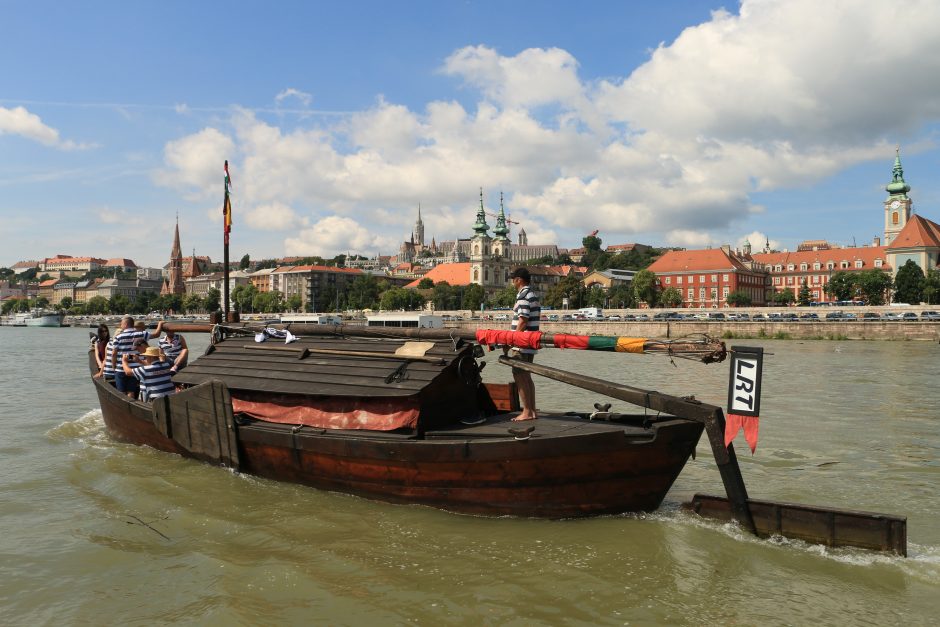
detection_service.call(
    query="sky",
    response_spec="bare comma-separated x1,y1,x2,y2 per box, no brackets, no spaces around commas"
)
3,0,940,269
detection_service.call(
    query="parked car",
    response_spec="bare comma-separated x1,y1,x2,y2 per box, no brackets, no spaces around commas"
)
781,313,799,321
652,311,675,320
861,312,881,321
494,314,509,321
882,312,903,321
706,312,726,320
799,313,819,321
843,313,858,321
920,310,940,321
606,314,622,321
825,312,844,320
634,314,650,321
752,313,766,321
901,312,918,321
547,314,560,321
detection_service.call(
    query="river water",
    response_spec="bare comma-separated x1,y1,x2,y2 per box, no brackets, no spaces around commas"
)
1,326,938,625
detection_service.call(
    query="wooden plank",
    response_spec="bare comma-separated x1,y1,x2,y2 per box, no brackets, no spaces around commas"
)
163,381,240,469
685,494,907,556
175,366,434,394
483,383,520,412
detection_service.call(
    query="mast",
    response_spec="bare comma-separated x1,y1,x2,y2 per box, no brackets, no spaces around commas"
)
222,161,232,321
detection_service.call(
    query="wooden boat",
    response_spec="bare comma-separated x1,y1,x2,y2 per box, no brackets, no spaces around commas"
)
89,328,707,518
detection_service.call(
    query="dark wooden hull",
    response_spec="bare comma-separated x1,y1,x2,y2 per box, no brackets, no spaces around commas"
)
91,353,703,518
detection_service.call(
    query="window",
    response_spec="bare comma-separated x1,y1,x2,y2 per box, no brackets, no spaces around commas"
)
664,277,671,285
813,262,821,270
722,274,729,282
874,259,883,268
787,264,795,271
677,276,683,284
786,277,794,285
812,275,819,284
699,288,706,301
800,263,808,271
722,287,729,297
812,291,819,299
774,265,782,272
855,260,863,268
711,275,718,282
774,277,781,285
687,288,694,301
840,261,849,269
710,288,718,301
827,262,835,270
699,275,705,283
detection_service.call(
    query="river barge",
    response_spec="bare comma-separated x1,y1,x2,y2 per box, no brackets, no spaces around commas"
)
89,327,708,517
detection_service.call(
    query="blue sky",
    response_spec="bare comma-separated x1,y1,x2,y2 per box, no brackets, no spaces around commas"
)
3,0,940,268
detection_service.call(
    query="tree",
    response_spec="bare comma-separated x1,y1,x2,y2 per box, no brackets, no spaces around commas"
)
607,283,636,309
725,290,752,307
893,260,924,304
1,298,18,315
773,288,796,305
659,287,683,308
182,293,204,313
35,296,50,310
431,282,458,310
798,280,812,306
632,269,658,307
417,278,434,289
85,295,109,315
380,287,424,311
287,294,302,312
205,288,221,313
490,285,520,308
163,293,183,315
109,294,131,314
580,234,603,268
231,284,259,313
825,271,856,301
239,254,251,270
59,296,73,310
461,283,485,310
586,285,607,307
856,270,892,306
347,275,381,310
923,269,940,305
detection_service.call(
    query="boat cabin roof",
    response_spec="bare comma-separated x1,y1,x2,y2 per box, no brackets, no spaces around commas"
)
172,334,470,398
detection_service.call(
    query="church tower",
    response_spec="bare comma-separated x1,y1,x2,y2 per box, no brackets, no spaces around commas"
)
161,218,185,296
491,192,511,259
470,188,492,287
884,147,912,246
413,204,425,248
518,227,528,247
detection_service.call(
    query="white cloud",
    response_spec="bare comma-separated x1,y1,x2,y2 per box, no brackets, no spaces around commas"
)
153,127,235,198
152,3,940,256
245,202,300,230
737,231,779,252
275,88,313,107
0,106,91,150
284,216,397,257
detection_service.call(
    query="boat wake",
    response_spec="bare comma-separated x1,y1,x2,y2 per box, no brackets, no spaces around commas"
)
46,409,107,442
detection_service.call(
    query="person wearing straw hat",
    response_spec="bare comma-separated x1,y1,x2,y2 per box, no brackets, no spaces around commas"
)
122,344,176,402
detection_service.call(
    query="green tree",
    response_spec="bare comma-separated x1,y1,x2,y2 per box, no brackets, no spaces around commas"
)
35,296,50,310
825,271,856,301
59,296,73,310
205,287,221,313
380,287,424,311
798,280,812,306
85,295,109,315
231,284,259,313
585,285,607,307
607,283,636,309
923,269,940,305
431,282,458,310
347,275,381,310
109,294,131,314
287,294,302,312
2,298,18,314
239,254,251,270
856,270,892,306
461,283,485,310
725,290,752,307
490,285,520,308
417,277,434,289
632,269,658,307
660,287,683,308
163,293,183,315
773,288,796,305
893,260,924,304
580,234,603,268
182,293,204,313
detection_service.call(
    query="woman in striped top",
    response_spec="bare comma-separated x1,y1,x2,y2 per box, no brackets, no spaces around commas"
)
123,346,176,402
94,336,117,381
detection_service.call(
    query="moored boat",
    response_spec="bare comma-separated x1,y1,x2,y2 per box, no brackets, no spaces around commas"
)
90,327,708,517
24,311,65,327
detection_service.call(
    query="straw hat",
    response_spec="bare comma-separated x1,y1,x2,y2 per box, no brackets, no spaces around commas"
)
142,346,162,358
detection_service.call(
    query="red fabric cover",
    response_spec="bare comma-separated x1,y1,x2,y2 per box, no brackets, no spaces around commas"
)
232,395,420,431
724,413,760,454
551,334,590,350
474,329,543,350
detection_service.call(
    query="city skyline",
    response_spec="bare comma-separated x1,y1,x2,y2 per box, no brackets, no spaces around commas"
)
3,1,940,268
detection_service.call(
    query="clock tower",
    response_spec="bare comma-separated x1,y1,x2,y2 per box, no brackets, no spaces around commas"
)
884,148,912,246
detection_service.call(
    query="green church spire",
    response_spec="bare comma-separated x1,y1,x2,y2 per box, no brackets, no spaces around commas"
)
493,191,510,240
472,187,490,235
886,145,911,197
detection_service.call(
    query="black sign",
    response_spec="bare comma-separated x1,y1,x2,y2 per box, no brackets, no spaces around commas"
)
727,346,763,417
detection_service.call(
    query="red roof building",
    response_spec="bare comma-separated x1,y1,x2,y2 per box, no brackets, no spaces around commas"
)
647,247,768,308
404,263,471,288
884,214,940,276
752,246,890,304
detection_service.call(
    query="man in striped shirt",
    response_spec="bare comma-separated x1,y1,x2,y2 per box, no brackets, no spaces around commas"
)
111,315,164,398
122,345,176,402
506,267,540,421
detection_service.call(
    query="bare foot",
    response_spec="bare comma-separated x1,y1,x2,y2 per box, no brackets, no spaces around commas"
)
512,412,537,421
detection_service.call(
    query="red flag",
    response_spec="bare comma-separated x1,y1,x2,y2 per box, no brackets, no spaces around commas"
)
725,413,759,454
223,161,232,244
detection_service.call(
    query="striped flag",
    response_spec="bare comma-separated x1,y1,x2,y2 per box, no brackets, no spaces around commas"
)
223,160,232,244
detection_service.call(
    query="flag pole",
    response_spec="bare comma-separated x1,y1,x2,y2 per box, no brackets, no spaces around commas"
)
223,160,232,321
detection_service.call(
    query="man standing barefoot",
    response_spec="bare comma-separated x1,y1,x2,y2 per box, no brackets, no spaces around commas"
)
507,267,540,421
